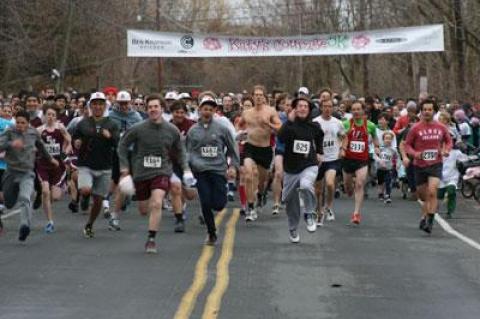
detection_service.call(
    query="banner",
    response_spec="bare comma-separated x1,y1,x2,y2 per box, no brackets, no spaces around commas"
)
127,25,444,58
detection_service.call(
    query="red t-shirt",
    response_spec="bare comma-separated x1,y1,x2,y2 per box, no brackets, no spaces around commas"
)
171,118,196,137
404,120,452,168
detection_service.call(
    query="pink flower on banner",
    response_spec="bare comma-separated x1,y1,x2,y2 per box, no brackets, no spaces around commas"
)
203,37,222,51
352,35,370,49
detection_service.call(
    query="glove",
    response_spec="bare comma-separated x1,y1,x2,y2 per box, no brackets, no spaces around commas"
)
119,175,136,196
183,170,196,187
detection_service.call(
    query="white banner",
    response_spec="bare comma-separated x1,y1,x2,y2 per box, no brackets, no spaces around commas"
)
127,25,444,58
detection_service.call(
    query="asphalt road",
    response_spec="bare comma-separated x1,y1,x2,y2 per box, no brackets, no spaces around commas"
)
1,189,480,319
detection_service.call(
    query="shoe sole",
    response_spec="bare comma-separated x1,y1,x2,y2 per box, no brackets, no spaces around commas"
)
145,249,157,254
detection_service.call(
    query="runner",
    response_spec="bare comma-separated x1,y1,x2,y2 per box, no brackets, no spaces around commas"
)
278,97,324,243
340,100,380,225
404,99,453,234
117,94,191,253
72,92,120,238
0,114,14,234
312,98,345,225
186,96,239,245
373,131,400,204
0,110,58,242
170,99,197,232
272,94,292,215
36,105,72,233
237,85,282,222
106,90,143,231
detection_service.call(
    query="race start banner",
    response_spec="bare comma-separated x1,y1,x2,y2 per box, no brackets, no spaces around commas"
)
127,25,444,58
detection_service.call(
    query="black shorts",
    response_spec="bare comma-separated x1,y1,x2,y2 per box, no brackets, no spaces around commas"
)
317,160,341,181
342,159,369,175
244,143,273,170
377,169,392,185
415,163,442,186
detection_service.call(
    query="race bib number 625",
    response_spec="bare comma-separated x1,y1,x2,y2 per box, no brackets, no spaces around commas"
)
293,140,310,154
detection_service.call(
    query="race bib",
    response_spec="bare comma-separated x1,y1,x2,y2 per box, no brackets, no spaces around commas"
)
201,146,218,158
46,143,61,156
422,149,438,161
144,156,162,168
380,152,392,161
349,141,365,153
293,140,310,154
323,139,335,149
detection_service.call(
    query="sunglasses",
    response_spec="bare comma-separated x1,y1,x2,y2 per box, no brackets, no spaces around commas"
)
134,103,144,106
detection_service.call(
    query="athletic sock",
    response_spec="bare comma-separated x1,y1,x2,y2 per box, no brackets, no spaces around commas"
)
148,230,157,239
175,213,184,222
248,203,255,211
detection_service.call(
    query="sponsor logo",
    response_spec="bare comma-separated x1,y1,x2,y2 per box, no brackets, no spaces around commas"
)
180,35,194,49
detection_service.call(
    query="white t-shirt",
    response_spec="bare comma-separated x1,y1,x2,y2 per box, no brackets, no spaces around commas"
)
458,122,472,137
440,149,468,188
313,115,344,162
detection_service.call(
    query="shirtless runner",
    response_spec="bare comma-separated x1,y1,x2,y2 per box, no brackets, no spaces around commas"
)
236,85,282,222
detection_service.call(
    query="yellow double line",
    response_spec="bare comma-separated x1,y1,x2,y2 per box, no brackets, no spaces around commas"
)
174,208,240,319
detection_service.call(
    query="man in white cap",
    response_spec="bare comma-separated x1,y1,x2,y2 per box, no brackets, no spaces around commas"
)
298,87,310,98
104,90,143,230
72,92,120,238
163,91,178,122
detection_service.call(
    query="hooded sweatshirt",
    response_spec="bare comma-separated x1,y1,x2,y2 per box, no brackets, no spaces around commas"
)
108,108,143,137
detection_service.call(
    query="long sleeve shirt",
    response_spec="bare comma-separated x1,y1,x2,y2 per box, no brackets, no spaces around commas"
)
117,119,186,182
0,127,53,172
186,118,239,175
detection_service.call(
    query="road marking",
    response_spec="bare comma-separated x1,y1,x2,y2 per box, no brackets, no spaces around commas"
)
0,209,21,220
201,209,240,319
436,213,480,251
173,209,227,319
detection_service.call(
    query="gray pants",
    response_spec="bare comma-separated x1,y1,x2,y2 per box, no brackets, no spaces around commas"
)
2,170,35,228
282,166,318,231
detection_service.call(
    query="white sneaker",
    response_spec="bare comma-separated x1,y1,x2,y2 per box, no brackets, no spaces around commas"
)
251,209,258,221
108,218,121,231
245,210,254,222
305,213,317,233
289,229,300,243
316,212,325,227
325,208,336,222
272,204,280,215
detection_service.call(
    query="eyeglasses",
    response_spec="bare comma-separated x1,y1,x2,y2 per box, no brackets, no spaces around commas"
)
134,103,144,106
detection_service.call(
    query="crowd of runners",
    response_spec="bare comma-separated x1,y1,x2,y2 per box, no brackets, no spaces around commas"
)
0,85,479,251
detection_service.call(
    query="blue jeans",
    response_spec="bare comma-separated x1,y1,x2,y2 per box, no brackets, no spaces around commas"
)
195,172,228,235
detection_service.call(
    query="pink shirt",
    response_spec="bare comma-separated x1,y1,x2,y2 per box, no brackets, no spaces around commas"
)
405,121,452,168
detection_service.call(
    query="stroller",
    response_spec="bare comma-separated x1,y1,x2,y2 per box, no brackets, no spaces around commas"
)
457,148,480,202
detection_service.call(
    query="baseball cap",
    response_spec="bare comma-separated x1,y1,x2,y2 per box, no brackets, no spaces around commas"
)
165,91,179,100
178,92,192,100
116,90,131,102
89,92,106,103
199,96,217,107
103,86,118,96
298,87,309,96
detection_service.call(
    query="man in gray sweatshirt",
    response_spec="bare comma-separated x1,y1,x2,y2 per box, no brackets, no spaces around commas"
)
186,96,239,245
0,110,59,242
117,94,191,254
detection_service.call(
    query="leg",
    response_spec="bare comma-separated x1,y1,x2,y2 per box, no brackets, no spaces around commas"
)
298,166,318,216
196,173,216,234
170,181,183,219
272,155,284,206
210,173,228,212
343,170,354,197
324,170,337,210
384,170,392,197
315,179,324,213
148,189,166,232
41,181,53,222
17,173,35,228
426,177,440,215
138,200,149,216
243,158,257,206
283,173,301,231
446,185,457,215
353,166,368,215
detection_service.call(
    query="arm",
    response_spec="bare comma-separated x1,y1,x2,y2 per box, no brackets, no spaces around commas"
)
442,126,453,156
268,110,282,132
277,122,289,143
59,123,72,154
404,126,421,160
35,133,54,162
224,126,240,169
315,126,324,164
117,127,137,174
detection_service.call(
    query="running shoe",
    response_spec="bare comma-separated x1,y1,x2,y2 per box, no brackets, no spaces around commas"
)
174,219,185,233
145,238,157,254
80,194,90,211
289,229,300,243
245,209,254,222
419,217,427,230
103,206,110,219
384,195,392,204
227,191,235,202
351,213,361,225
272,204,280,215
45,221,55,234
68,201,79,213
251,208,258,221
205,232,217,246
83,224,94,238
305,213,317,232
18,225,31,242
423,214,435,234
316,211,325,227
325,208,336,221
108,218,121,231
